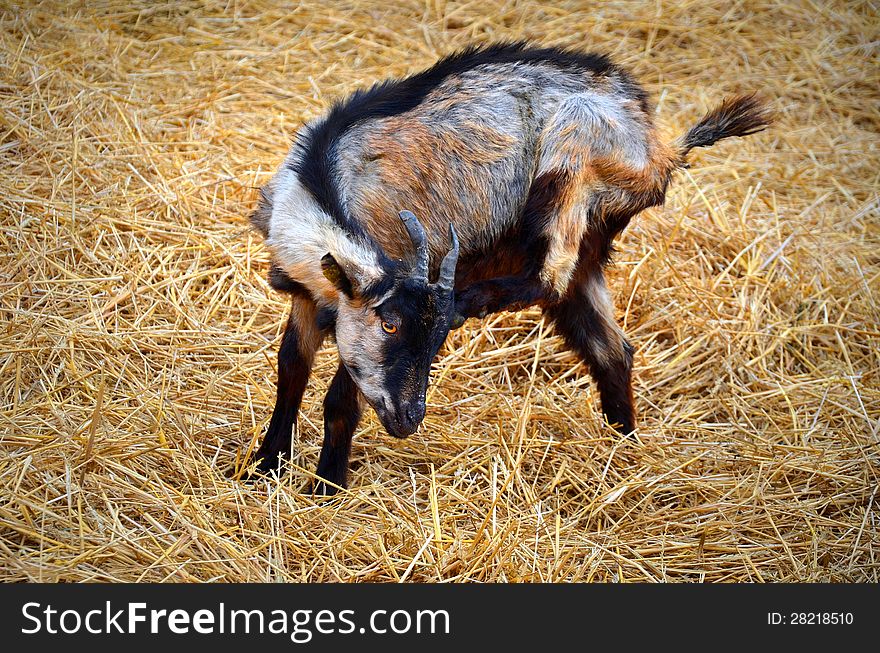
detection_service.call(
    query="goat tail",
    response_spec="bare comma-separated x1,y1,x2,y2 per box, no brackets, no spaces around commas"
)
677,93,772,160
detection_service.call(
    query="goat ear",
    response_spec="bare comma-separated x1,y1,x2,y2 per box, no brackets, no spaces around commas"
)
248,183,273,238
321,254,355,299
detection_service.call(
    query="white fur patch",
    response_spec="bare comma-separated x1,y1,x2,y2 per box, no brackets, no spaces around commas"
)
540,241,583,294
583,274,625,366
266,168,385,306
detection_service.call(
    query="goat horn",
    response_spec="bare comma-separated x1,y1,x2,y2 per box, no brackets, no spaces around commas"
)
399,210,429,282
437,223,459,292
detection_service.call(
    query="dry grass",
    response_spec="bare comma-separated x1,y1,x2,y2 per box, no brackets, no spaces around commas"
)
1,0,878,583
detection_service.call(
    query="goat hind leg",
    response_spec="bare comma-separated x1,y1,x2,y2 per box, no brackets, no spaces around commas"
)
547,272,635,435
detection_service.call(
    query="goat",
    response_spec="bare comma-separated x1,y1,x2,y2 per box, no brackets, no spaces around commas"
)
247,42,771,494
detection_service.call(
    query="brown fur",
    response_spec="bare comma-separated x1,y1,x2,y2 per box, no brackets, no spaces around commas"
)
355,117,515,264
274,257,338,305
540,166,601,292
290,296,323,356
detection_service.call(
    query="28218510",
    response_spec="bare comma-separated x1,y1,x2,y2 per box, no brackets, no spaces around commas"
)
768,612,854,625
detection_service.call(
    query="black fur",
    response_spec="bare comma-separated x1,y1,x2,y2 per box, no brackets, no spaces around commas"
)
546,294,635,435
680,93,771,156
268,265,310,298
520,169,572,239
589,185,668,266
315,306,337,332
253,312,315,473
367,278,453,437
455,276,547,320
359,265,401,302
314,364,361,495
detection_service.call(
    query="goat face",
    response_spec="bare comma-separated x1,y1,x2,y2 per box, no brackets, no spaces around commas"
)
325,211,459,438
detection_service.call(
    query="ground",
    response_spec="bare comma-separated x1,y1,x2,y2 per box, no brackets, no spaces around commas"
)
0,0,877,581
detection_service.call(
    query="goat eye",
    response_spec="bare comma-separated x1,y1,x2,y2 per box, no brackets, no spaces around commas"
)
381,321,398,335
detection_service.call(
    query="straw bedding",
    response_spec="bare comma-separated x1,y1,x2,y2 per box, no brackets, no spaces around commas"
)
1,0,877,582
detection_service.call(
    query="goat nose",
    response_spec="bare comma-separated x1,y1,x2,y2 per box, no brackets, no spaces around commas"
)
404,401,426,427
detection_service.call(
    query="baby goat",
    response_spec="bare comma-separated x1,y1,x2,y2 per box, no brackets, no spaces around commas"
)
248,42,770,493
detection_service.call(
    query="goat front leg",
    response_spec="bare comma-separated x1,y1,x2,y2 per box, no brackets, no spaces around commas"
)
453,275,549,327
250,296,324,476
313,363,361,496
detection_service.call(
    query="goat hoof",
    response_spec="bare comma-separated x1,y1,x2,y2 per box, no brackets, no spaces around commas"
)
308,479,343,497
240,455,285,483
605,417,636,438
451,313,465,329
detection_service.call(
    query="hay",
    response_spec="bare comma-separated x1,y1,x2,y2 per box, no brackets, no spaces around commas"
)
0,0,877,582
